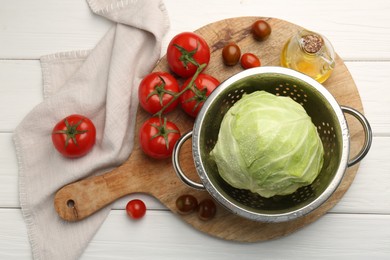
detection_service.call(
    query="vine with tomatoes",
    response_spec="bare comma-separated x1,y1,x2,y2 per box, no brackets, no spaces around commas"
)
138,19,272,160
138,32,220,159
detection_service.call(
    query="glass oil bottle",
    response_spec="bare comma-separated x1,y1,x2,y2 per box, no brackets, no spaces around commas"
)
281,30,336,83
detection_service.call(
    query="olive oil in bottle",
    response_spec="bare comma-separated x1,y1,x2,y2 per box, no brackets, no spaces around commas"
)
281,30,335,83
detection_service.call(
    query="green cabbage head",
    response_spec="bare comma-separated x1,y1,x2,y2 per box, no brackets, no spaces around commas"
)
210,91,324,198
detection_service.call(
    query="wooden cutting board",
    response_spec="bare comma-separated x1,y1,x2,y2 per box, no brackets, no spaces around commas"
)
54,17,366,242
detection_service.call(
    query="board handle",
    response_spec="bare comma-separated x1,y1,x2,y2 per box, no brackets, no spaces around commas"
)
54,165,133,221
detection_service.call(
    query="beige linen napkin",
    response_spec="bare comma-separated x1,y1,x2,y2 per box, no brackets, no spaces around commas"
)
13,0,169,259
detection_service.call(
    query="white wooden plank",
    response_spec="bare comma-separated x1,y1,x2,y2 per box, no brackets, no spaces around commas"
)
345,62,390,136
0,0,389,60
1,209,389,259
330,136,390,214
0,0,113,59
0,209,31,259
1,60,389,133
85,211,390,260
88,211,390,259
2,132,390,215
0,60,43,132
0,133,19,208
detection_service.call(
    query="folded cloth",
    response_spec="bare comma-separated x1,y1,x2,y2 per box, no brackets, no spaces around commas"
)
13,0,169,259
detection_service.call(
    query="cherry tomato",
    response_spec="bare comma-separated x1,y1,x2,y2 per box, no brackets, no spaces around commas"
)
240,53,261,69
52,114,96,158
180,74,220,117
176,194,198,215
252,20,272,41
126,199,146,219
138,72,179,114
222,42,241,66
139,117,181,159
167,32,210,78
197,199,217,221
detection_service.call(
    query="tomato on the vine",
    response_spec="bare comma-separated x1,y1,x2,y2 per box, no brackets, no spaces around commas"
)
139,117,181,159
240,53,261,69
167,32,210,78
138,72,179,114
180,74,220,118
126,199,146,219
52,114,96,158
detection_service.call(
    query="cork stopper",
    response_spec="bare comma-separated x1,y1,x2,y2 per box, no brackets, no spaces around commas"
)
301,34,324,54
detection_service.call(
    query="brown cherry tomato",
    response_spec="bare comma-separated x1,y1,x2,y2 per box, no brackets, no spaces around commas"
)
222,42,241,66
240,53,261,69
252,20,271,41
197,199,216,221
176,194,198,215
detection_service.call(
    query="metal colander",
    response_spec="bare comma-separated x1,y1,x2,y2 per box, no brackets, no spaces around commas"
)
173,66,372,222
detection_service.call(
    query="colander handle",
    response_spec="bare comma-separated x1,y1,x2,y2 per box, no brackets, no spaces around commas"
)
172,131,205,190
341,106,373,167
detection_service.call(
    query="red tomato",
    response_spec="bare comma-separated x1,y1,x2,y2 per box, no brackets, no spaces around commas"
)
167,32,210,78
52,114,96,158
240,53,261,69
139,117,181,159
126,199,146,219
180,74,220,118
138,72,179,114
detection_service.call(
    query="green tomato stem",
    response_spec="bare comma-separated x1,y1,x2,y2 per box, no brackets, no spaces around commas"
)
153,63,207,118
53,119,88,148
150,117,179,150
174,43,200,68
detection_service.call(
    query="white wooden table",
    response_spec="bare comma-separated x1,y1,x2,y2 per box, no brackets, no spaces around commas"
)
1,0,390,259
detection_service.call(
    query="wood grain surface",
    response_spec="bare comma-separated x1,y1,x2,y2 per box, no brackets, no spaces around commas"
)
54,17,365,242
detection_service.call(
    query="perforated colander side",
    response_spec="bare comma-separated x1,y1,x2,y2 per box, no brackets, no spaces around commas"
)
193,67,349,222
